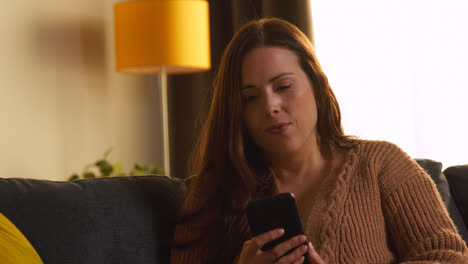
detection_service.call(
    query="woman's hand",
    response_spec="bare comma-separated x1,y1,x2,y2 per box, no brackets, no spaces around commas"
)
306,242,325,264
237,228,309,264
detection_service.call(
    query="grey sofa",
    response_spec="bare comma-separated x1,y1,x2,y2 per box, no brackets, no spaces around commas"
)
0,175,186,264
0,159,466,264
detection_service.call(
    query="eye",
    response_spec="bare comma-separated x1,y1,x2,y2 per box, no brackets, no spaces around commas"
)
277,85,291,91
242,95,257,103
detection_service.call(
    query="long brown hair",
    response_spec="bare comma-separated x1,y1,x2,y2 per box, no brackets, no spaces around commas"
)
173,17,359,262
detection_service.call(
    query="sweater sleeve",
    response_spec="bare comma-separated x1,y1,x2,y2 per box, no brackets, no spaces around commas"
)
377,142,468,263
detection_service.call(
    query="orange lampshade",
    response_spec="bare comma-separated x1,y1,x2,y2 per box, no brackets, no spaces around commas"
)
114,0,211,74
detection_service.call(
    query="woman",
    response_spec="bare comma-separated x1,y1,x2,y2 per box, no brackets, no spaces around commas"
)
170,18,468,263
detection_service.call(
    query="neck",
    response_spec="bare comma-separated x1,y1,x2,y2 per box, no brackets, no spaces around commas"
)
269,141,326,188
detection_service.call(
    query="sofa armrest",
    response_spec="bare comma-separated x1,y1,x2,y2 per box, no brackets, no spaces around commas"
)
415,159,468,243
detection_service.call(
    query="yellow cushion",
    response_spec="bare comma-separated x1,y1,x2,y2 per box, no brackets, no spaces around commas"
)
0,212,43,264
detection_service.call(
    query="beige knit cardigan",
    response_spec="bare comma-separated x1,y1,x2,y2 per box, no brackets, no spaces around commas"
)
171,140,468,263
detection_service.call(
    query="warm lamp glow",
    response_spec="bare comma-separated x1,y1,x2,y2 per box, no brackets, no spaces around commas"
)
113,0,211,177
114,0,211,74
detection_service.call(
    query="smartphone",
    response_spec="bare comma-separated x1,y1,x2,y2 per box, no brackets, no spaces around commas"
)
246,193,309,263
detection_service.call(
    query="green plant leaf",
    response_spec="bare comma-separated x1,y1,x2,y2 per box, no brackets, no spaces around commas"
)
135,170,146,176
112,161,124,176
68,146,164,180
150,167,165,175
129,169,140,176
134,162,144,171
96,159,113,176
68,174,79,181
84,172,96,179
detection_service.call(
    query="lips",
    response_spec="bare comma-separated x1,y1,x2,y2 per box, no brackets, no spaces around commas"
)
267,122,291,134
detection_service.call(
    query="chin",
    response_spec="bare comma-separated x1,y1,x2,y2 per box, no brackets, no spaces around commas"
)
265,144,301,158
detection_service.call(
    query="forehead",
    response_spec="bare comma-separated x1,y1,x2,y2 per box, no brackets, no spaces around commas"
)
241,46,301,83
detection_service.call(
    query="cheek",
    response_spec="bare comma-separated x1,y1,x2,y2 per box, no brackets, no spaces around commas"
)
291,89,312,111
293,89,317,125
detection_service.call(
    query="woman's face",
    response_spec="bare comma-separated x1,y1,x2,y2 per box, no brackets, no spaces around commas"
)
240,46,318,159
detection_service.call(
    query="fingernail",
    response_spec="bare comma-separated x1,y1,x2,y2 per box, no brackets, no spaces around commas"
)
308,242,314,250
278,228,285,235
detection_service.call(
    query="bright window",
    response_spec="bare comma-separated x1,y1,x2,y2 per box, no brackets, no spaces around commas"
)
310,0,468,168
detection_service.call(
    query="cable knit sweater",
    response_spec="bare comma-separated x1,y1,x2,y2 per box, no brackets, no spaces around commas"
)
171,140,468,263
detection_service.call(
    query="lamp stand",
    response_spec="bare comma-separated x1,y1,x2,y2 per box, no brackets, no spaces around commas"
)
160,66,171,176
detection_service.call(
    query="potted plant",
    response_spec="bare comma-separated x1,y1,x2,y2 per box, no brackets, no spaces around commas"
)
68,147,165,181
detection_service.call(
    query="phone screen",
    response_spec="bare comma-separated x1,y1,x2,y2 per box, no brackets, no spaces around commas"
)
246,193,309,262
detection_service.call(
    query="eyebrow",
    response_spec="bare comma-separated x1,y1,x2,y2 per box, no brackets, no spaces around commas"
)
241,72,294,90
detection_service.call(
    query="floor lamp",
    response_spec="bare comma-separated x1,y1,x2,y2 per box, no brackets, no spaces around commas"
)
114,0,211,177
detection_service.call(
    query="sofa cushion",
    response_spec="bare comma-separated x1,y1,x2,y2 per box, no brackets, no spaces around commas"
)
444,165,468,233
415,159,468,243
0,212,43,264
0,175,186,264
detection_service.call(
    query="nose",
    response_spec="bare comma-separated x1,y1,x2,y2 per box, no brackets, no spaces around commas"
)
264,92,281,116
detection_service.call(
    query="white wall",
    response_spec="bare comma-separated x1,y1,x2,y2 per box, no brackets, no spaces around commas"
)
0,0,164,180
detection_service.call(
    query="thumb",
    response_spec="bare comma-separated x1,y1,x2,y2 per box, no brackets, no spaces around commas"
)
307,242,325,264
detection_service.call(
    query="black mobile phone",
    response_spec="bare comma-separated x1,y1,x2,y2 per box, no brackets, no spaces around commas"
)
246,193,309,263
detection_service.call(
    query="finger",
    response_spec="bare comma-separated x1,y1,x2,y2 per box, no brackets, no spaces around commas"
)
273,244,308,264
269,235,306,260
292,256,305,264
307,242,325,264
251,228,285,250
